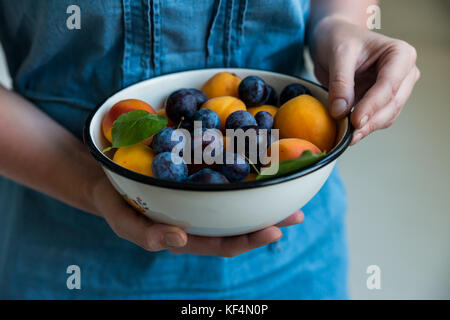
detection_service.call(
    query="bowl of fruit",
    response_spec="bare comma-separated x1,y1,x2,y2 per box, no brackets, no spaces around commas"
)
84,68,352,236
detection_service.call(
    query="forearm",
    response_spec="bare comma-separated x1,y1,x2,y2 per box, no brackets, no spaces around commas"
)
309,0,378,31
0,85,103,215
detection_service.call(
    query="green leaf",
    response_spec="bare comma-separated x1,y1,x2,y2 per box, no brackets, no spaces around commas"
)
256,150,327,180
109,110,167,149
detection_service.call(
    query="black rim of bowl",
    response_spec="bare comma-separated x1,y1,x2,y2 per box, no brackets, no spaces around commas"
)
83,69,354,192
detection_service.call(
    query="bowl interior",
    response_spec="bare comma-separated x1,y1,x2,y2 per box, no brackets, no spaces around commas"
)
87,68,351,189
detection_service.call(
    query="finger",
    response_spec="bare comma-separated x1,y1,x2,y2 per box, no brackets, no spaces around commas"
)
275,210,305,227
328,42,359,119
351,66,419,145
314,62,330,87
351,41,417,129
170,226,282,257
218,226,282,257
106,198,187,251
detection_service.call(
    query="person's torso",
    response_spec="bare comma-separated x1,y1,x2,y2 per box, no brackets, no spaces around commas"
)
0,0,309,138
0,0,348,299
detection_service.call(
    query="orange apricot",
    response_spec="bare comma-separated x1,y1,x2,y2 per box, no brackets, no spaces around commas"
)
156,108,175,127
201,72,242,98
274,95,336,152
266,138,321,163
244,173,258,182
112,144,155,176
102,99,156,143
201,96,246,131
141,136,154,146
247,105,278,117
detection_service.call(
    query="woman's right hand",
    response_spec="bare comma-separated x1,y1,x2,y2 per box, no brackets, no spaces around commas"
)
91,174,304,257
0,84,304,258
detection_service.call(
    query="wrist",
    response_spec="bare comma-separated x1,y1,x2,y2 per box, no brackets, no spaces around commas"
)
80,153,108,217
312,14,352,41
309,14,366,63
308,15,343,61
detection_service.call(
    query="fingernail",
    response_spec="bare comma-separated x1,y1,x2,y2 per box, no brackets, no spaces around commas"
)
164,232,185,248
360,115,369,128
275,231,283,241
331,99,348,117
354,132,363,143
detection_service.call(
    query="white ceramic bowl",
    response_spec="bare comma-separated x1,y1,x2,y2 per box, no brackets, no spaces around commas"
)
84,68,352,236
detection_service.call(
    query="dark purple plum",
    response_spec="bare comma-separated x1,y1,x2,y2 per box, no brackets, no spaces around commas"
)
191,128,223,159
166,88,208,123
178,119,193,131
255,111,274,131
279,83,311,105
217,152,250,182
152,152,188,182
238,76,270,107
228,125,272,170
225,110,257,130
151,128,186,155
185,168,229,184
188,88,209,106
192,109,221,130
266,85,278,106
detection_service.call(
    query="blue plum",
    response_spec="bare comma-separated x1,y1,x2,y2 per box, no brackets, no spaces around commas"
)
266,85,278,106
179,119,193,132
217,152,250,182
228,125,271,170
166,88,208,123
225,110,257,130
188,88,209,106
192,109,221,130
151,127,186,155
185,168,229,184
238,76,270,107
152,152,188,182
191,128,223,158
279,83,311,105
254,111,274,131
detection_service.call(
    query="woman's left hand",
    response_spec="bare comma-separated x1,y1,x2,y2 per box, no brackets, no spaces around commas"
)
311,16,420,145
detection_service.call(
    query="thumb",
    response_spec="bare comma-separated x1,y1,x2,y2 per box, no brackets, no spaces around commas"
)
106,202,188,251
328,46,357,119
145,222,188,251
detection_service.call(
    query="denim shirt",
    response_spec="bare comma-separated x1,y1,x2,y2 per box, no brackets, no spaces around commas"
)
0,0,348,299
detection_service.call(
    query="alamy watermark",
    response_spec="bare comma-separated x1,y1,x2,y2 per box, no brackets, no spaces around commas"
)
66,5,81,30
167,122,280,175
366,264,381,290
366,5,381,30
66,265,81,290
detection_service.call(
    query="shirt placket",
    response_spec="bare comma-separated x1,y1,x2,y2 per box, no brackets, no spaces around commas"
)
122,0,160,87
151,0,161,76
206,0,246,68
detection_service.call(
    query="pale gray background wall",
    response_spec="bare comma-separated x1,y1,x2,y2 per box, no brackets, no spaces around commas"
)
339,0,450,299
0,0,448,299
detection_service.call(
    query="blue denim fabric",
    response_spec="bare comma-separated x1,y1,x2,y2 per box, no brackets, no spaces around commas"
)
0,0,348,299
